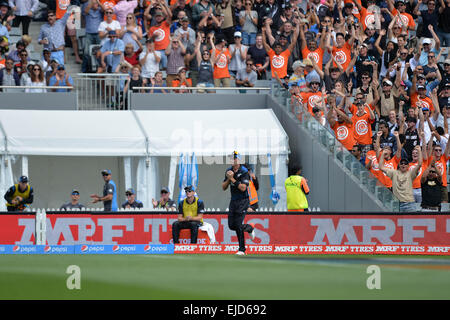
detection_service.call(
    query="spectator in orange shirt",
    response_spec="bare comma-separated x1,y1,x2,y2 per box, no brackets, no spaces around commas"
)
352,96,376,155
387,0,415,33
328,27,355,73
211,37,231,87
327,105,355,151
375,130,402,189
148,6,173,70
261,24,299,86
299,21,327,71
172,66,192,93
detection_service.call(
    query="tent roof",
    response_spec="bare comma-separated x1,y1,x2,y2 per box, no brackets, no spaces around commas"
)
0,110,146,156
136,109,289,156
0,109,289,157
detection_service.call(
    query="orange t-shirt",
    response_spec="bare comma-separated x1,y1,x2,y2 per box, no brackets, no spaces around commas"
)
0,58,5,69
410,93,434,112
300,91,324,115
56,0,70,19
409,159,429,189
149,21,171,51
268,48,291,79
212,48,231,79
172,78,192,92
381,155,400,188
302,47,324,70
100,0,118,20
332,42,352,72
392,9,415,31
430,155,449,187
352,111,374,145
331,121,355,151
366,150,386,186
360,7,376,30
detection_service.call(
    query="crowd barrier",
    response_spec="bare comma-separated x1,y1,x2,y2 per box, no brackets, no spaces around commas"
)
0,212,448,256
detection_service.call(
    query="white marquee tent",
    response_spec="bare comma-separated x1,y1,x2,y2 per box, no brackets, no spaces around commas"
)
0,109,289,211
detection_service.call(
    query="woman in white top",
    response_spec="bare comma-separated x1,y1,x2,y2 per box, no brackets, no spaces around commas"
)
25,64,47,93
119,13,143,52
228,31,248,78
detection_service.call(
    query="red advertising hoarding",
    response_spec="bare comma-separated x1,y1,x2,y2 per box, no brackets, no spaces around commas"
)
0,213,449,247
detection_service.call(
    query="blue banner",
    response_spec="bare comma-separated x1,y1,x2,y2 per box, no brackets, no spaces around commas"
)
0,244,175,255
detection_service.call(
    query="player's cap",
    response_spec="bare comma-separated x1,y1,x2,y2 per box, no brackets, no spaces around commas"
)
383,79,393,86
181,16,189,22
422,107,430,111
108,30,117,36
19,175,28,183
160,187,170,193
101,169,111,175
71,189,80,195
184,185,194,192
125,188,135,195
233,31,242,38
444,58,450,65
422,38,432,45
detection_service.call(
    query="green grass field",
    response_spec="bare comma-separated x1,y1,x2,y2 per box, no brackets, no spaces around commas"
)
0,254,449,300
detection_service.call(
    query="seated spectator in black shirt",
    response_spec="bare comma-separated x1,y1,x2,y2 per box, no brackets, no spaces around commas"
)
60,189,86,210
122,188,144,209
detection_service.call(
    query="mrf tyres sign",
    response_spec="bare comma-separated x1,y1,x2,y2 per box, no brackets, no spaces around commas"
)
0,214,449,246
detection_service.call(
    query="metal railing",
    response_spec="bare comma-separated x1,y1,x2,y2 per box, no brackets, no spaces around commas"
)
73,73,272,110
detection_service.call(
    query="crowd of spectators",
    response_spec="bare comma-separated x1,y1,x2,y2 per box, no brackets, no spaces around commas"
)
0,0,449,211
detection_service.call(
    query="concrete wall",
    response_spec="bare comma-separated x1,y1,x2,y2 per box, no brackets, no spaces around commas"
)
131,93,268,110
0,93,77,110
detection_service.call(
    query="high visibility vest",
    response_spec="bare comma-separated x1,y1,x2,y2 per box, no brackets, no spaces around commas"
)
248,179,258,205
285,176,309,210
6,184,31,207
182,197,203,223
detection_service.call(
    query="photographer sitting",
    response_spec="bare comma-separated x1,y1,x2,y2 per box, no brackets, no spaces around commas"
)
4,176,34,212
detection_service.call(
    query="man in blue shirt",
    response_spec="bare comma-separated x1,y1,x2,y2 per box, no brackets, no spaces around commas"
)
37,10,71,65
101,30,124,73
48,65,73,92
90,169,118,212
82,0,103,57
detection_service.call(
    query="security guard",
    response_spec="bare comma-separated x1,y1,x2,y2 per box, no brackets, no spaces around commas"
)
4,175,34,212
172,185,205,244
285,165,310,212
222,151,255,255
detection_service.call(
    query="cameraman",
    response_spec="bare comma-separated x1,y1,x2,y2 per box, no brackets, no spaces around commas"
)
4,176,34,212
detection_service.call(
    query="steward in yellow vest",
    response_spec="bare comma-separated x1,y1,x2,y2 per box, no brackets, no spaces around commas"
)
4,176,34,212
172,185,205,244
285,166,310,212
